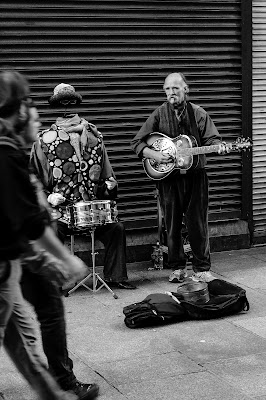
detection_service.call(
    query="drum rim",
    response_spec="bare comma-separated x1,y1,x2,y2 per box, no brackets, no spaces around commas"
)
73,200,112,207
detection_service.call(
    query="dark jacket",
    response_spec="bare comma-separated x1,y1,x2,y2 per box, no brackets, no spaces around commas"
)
0,140,49,259
131,101,222,169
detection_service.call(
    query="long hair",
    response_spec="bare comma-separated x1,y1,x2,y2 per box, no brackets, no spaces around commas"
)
0,70,30,118
0,70,30,141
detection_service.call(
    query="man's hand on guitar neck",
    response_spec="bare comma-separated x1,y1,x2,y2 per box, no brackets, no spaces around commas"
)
142,146,173,164
217,141,230,155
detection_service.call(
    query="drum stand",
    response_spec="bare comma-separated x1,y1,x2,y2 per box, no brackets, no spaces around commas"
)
65,225,118,299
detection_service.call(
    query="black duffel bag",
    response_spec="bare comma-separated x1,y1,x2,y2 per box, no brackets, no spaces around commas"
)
123,279,249,329
123,293,185,329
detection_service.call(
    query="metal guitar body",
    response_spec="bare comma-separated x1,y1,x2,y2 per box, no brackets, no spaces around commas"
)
143,132,198,180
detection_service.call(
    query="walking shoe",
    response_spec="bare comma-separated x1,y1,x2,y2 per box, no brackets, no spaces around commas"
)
169,269,188,283
191,271,215,283
65,381,99,400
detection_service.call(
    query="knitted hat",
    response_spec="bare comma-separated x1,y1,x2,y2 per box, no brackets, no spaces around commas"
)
48,83,82,106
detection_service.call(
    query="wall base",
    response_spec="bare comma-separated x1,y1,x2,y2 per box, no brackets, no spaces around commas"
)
209,219,250,252
253,230,266,246
66,219,250,265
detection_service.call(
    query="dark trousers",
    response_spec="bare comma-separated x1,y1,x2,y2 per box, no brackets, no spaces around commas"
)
16,221,127,388
2,260,77,399
20,261,77,390
158,169,211,272
57,221,128,283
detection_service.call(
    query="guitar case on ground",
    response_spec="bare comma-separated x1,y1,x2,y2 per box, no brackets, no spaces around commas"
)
123,279,249,329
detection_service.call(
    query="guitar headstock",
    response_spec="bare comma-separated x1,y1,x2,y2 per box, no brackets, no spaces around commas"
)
231,137,252,152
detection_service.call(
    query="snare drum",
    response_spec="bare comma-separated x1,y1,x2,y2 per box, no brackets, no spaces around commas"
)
68,200,118,229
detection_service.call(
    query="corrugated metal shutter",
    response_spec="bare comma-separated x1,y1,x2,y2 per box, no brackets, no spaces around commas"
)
253,1,266,240
0,0,243,230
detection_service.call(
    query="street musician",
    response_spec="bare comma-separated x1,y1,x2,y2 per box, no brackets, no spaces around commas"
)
131,72,227,284
31,83,136,291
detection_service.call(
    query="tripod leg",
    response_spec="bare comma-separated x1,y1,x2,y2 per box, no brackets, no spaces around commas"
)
90,227,97,292
65,226,118,299
89,227,118,298
65,273,93,296
96,275,118,299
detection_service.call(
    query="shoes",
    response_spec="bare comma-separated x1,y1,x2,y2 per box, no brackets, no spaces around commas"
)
107,281,137,289
65,381,99,400
169,269,188,283
191,271,215,283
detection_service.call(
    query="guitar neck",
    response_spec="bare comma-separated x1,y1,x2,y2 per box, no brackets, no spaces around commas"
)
189,144,222,155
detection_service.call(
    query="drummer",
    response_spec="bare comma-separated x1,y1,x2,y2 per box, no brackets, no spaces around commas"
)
30,83,136,290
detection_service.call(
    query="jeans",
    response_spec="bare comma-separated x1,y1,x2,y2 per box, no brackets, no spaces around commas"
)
158,169,211,272
19,249,77,390
0,259,77,400
58,221,128,283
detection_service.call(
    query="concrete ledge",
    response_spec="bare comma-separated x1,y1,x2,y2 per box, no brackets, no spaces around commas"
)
253,230,266,246
209,219,250,252
66,219,250,265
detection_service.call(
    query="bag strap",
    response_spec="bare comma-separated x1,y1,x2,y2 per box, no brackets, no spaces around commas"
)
155,188,164,244
187,102,201,145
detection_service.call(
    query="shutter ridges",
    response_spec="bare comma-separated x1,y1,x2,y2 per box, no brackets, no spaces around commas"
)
253,2,266,236
0,1,242,228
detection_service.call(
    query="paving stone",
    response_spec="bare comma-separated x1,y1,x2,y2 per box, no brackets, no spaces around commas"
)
233,316,266,338
4,247,266,400
161,319,266,363
116,371,252,400
91,352,202,386
202,353,266,398
0,355,37,400
67,322,185,364
211,255,266,273
211,264,266,290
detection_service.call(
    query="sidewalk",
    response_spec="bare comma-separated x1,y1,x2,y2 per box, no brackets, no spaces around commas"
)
2,246,266,400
